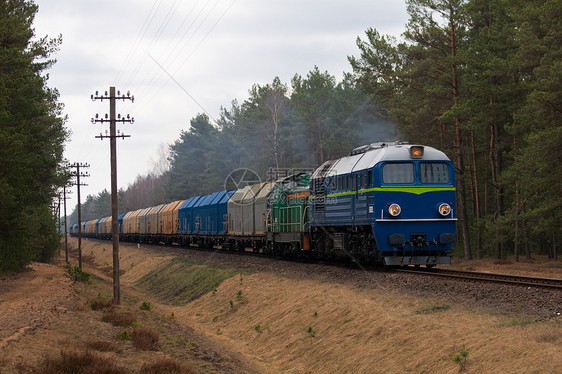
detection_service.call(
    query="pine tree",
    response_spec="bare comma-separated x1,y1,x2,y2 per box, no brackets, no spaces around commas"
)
508,0,562,260
0,0,68,272
350,0,473,259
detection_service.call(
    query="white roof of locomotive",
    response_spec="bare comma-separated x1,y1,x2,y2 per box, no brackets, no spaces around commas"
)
313,142,451,178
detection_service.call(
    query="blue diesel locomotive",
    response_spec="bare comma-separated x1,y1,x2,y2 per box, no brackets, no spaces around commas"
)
309,142,456,266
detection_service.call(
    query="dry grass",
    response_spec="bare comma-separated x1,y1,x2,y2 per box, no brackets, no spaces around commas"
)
89,297,113,311
85,339,123,353
101,309,136,326
531,324,561,344
79,239,175,284
132,326,160,350
450,255,562,278
1,240,261,374
73,238,562,374
134,258,241,305
180,272,562,373
37,350,127,374
139,358,196,374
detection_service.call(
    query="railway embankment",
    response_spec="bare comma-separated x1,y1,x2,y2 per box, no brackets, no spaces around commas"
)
1,238,560,373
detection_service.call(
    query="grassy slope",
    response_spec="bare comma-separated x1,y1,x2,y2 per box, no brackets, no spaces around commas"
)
81,238,562,373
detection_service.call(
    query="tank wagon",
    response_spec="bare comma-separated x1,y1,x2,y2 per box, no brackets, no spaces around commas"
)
75,142,456,267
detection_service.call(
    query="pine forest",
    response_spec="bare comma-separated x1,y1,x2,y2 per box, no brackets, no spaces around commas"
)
2,0,561,272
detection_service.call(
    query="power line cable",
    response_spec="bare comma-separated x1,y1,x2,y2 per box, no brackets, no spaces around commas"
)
141,0,237,124
129,0,214,104
114,0,162,86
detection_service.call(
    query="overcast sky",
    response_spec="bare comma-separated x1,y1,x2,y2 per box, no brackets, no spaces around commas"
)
33,0,409,212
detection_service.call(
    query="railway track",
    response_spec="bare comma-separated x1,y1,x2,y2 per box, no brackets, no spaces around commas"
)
235,250,562,290
88,238,562,290
396,268,562,290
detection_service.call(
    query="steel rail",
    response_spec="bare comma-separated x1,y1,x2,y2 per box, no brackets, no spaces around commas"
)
395,268,562,290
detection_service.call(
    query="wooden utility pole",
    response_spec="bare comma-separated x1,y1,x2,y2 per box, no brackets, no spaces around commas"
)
68,163,89,269
91,87,134,305
56,194,61,234
63,186,72,262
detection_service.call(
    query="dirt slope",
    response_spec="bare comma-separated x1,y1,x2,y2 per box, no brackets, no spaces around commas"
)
0,249,263,373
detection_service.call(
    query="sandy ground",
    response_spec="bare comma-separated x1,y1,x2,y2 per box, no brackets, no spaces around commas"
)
0,247,263,373
0,262,76,355
0,238,560,373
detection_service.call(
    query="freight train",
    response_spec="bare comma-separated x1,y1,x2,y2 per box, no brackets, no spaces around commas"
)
71,142,457,267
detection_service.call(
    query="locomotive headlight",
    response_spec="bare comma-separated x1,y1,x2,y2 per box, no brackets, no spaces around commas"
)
438,203,451,216
409,146,424,159
388,203,401,217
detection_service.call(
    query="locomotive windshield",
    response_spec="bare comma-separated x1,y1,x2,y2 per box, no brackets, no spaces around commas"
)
382,163,414,184
382,162,451,184
420,162,450,184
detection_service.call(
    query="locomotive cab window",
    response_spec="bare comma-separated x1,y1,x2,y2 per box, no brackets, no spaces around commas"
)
382,163,414,184
420,162,450,184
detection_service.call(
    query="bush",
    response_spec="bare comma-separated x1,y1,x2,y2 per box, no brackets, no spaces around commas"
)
453,345,469,372
139,301,153,311
37,350,126,374
101,310,135,327
89,298,113,311
132,327,159,351
85,340,122,353
118,330,131,341
139,358,196,374
66,266,90,282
